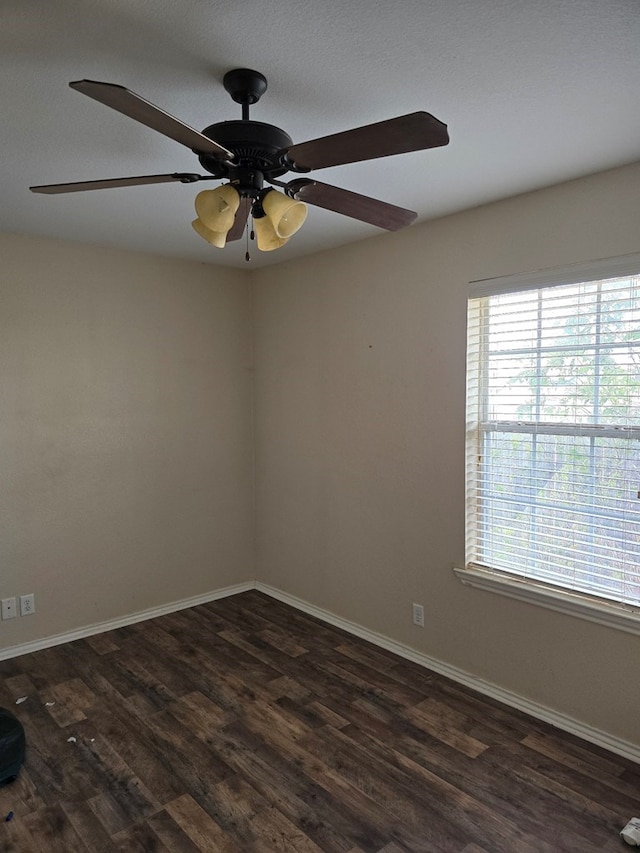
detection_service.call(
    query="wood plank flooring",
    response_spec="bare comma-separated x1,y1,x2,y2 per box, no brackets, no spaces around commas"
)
0,590,638,851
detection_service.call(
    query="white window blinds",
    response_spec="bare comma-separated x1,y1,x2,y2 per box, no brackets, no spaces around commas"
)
466,255,640,607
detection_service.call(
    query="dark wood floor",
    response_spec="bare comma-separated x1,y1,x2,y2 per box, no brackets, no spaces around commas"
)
0,590,637,852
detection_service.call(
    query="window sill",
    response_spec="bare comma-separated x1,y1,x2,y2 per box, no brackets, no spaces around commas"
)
453,565,640,635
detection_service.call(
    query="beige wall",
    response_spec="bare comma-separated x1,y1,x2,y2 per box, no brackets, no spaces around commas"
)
1,234,253,646
2,163,639,747
251,161,640,745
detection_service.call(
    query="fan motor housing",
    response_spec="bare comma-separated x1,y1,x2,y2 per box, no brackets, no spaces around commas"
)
198,120,293,187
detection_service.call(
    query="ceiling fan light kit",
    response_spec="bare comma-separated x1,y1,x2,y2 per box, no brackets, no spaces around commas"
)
30,68,449,256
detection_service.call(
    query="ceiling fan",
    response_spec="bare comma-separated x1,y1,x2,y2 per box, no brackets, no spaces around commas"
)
30,68,449,253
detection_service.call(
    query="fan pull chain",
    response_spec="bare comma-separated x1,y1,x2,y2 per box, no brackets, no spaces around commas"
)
245,216,255,263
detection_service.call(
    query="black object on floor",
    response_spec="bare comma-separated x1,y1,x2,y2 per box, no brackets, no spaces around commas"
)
0,707,25,785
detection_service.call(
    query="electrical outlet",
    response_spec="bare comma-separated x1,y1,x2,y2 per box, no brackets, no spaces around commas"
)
412,602,424,627
20,594,35,616
2,597,17,620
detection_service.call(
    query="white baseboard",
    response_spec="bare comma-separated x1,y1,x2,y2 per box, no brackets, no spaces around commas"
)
2,578,637,765
0,581,253,662
256,582,640,766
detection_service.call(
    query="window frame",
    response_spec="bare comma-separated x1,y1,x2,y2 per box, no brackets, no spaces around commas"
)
457,253,640,634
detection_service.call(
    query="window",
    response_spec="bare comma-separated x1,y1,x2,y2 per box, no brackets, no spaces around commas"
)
463,255,640,621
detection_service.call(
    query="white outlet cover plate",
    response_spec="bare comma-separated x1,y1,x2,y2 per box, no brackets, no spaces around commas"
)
1,597,17,619
20,594,35,616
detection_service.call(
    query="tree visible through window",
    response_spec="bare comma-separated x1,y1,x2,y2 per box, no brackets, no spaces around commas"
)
466,266,640,607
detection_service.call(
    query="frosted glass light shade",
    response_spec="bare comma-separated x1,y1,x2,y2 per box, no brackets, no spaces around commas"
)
262,189,307,238
194,185,240,232
254,215,289,252
191,218,227,248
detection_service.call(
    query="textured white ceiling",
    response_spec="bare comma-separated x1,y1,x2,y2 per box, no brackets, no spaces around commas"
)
1,0,638,269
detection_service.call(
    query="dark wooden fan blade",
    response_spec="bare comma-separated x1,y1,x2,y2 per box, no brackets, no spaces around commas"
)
226,197,252,242
287,179,417,231
69,80,234,160
30,173,204,194
283,112,448,171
